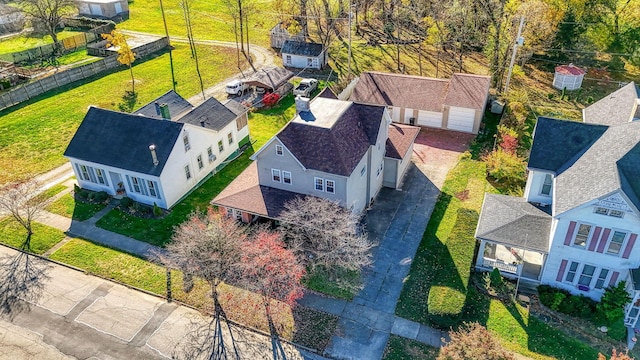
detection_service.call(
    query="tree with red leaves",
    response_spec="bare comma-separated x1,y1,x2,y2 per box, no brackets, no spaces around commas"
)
239,228,305,360
262,92,281,107
598,349,633,360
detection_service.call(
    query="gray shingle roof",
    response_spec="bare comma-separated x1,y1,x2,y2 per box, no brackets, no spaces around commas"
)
475,194,552,252
528,117,608,173
583,82,639,126
134,90,193,120
243,66,294,90
276,100,384,176
223,100,248,116
281,40,324,57
64,107,183,176
177,97,237,131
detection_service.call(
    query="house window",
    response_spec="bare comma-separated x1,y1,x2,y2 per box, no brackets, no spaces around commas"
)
228,132,233,145
326,180,335,193
540,174,552,196
218,140,224,153
283,171,291,184
578,264,596,287
207,147,216,163
285,55,291,64
197,155,204,170
377,162,384,178
185,165,191,180
595,269,609,289
610,210,625,218
79,165,90,181
573,224,592,247
183,134,191,151
607,231,627,255
275,145,284,156
272,169,281,182
96,169,106,185
307,58,313,66
315,177,324,191
131,177,141,193
147,180,158,198
595,207,609,215
565,261,579,283
360,166,366,177
595,207,626,218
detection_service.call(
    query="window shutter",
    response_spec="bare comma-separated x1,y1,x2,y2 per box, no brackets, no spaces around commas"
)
564,221,577,246
125,175,133,192
609,271,619,287
88,167,97,183
556,259,568,282
74,164,83,180
154,181,161,199
622,234,637,259
588,227,602,251
596,228,611,253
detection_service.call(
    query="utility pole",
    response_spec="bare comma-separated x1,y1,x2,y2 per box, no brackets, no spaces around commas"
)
347,0,352,79
504,16,525,95
159,0,176,90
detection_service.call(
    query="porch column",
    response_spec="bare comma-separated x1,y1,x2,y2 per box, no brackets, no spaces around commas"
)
476,241,487,269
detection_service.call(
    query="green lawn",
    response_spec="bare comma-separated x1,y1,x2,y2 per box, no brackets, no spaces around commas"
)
0,42,249,186
31,184,67,205
49,238,337,349
383,335,439,360
45,193,108,221
0,218,65,255
302,266,358,301
0,30,84,54
96,95,296,246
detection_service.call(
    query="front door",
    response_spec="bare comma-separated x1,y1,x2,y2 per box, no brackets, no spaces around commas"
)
109,171,124,195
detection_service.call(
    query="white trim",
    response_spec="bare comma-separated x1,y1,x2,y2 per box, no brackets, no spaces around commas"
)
314,177,324,192
271,169,281,183
326,179,335,193
282,171,292,185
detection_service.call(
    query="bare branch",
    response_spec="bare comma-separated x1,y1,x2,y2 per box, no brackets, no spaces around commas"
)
0,181,46,251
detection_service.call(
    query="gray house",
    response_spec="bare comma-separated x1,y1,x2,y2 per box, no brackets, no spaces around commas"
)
212,89,419,221
75,0,129,20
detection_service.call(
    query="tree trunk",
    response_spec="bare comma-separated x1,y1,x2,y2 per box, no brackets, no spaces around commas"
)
129,65,135,93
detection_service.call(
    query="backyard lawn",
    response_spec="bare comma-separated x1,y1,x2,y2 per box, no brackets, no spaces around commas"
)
45,193,108,221
383,335,439,360
0,30,84,54
0,218,65,255
0,42,249,186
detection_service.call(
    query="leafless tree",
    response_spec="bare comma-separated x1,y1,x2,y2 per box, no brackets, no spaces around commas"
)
18,0,75,44
160,208,247,360
222,0,256,71
279,196,374,292
0,181,46,251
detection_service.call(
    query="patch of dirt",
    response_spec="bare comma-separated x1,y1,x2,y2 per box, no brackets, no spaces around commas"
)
455,190,469,201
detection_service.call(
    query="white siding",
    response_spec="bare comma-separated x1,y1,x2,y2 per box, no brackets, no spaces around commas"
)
282,53,324,70
524,170,553,205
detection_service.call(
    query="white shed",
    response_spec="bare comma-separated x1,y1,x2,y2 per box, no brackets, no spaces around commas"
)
553,64,586,91
281,40,327,70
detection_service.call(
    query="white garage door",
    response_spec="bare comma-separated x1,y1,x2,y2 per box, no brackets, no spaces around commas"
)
447,107,476,133
90,4,103,15
403,108,414,124
417,110,443,128
391,107,401,122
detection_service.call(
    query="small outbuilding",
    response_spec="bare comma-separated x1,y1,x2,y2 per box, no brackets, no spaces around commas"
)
75,0,129,21
281,40,327,70
269,22,304,49
553,64,586,91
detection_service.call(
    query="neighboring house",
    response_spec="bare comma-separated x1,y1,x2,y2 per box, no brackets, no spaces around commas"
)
243,66,294,92
64,90,249,209
75,0,129,20
346,71,491,134
212,89,419,221
474,82,640,329
281,40,327,70
270,22,304,49
0,4,24,34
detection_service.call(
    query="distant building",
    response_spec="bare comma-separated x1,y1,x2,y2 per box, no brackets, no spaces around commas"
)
281,40,328,70
75,0,129,21
270,22,304,49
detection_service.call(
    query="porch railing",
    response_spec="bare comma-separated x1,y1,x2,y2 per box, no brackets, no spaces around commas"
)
482,258,518,274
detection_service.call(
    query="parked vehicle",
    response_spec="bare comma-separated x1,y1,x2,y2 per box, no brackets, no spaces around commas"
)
293,78,318,97
226,80,248,96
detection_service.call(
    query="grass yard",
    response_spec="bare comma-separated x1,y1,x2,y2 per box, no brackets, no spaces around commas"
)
0,30,84,54
49,238,338,350
0,217,65,255
119,0,272,47
302,266,358,301
31,184,67,204
96,95,296,246
383,335,439,360
45,193,108,221
0,42,249,186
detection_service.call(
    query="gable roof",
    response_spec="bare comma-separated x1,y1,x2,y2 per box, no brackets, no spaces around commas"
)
386,123,420,160
135,90,193,120
583,82,639,126
64,107,183,176
281,40,324,57
443,74,491,110
528,117,608,173
475,194,552,252
243,66,294,90
274,98,385,176
555,64,586,76
317,87,338,99
177,97,238,131
223,99,248,116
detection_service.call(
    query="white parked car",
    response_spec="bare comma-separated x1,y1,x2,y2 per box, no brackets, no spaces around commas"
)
293,78,318,97
225,80,248,96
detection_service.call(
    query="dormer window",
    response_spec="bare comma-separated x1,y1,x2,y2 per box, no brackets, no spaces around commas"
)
540,174,552,196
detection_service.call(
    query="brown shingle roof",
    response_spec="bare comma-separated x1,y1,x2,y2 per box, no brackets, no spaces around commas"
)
350,72,448,112
385,123,421,159
276,101,384,176
211,162,300,218
443,74,491,110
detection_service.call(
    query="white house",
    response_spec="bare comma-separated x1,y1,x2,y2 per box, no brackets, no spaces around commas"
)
474,82,640,329
281,40,327,70
212,88,419,222
75,0,129,20
64,91,249,209
347,72,491,134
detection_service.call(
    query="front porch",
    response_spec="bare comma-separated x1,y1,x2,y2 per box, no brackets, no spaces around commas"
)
476,241,546,282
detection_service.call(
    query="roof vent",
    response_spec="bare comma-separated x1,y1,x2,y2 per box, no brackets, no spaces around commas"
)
200,120,206,127
149,144,159,166
154,102,161,115
295,95,311,114
159,103,170,120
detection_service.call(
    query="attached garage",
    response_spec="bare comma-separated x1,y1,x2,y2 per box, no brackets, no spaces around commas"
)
417,110,443,128
447,107,476,133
